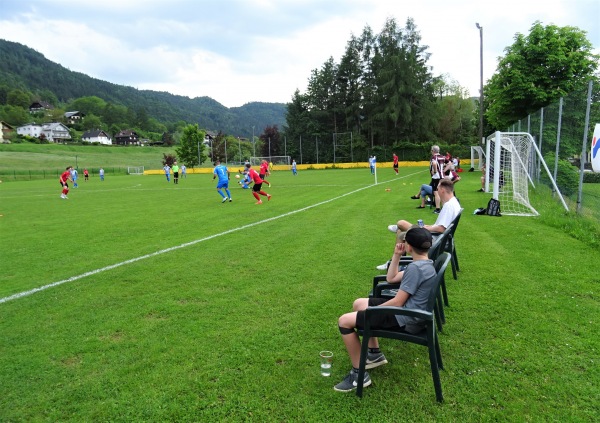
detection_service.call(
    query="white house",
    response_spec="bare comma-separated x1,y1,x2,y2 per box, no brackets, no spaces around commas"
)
82,129,112,145
17,123,43,138
41,122,71,143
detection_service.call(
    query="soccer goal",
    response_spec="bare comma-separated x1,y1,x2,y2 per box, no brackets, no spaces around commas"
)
127,166,144,175
486,132,568,216
249,156,291,166
470,146,485,171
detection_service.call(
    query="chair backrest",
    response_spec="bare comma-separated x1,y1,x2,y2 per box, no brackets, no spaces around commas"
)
448,208,464,239
426,253,451,311
428,224,453,261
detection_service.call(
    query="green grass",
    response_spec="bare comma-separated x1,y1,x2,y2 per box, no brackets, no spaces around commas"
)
0,143,179,180
0,168,598,421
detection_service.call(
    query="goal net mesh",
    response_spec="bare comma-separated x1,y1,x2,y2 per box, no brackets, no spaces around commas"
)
127,166,144,175
487,133,538,216
470,146,485,170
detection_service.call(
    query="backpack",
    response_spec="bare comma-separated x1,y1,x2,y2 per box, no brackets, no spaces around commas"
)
486,198,501,216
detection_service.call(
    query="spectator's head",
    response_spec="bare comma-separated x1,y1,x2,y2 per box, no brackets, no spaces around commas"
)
405,227,433,255
438,179,455,202
432,145,440,154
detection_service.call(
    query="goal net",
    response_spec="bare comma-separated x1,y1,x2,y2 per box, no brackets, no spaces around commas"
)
486,132,567,216
470,146,485,171
127,166,144,175
249,156,291,166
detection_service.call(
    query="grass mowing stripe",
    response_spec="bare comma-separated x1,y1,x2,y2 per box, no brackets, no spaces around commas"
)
0,170,421,305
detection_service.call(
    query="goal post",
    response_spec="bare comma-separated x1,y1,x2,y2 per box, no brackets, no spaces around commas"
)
486,132,568,216
127,166,144,175
249,156,291,166
470,146,485,171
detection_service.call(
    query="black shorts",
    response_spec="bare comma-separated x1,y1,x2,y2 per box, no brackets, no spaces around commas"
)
253,183,263,192
430,178,440,192
393,164,398,169
60,181,68,188
174,172,179,178
259,174,266,180
355,298,401,330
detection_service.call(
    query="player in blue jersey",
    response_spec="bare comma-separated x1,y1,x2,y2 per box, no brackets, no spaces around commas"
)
213,160,232,203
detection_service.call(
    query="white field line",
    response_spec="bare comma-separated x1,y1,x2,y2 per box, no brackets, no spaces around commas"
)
0,171,422,304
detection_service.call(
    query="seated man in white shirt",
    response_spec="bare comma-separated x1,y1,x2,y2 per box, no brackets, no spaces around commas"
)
377,179,461,270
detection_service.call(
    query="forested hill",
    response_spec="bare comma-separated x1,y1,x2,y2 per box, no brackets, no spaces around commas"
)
0,39,286,135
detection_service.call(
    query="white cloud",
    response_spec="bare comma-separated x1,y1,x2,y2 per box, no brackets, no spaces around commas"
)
0,0,597,107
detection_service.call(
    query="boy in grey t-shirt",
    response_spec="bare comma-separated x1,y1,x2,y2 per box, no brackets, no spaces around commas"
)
334,227,436,392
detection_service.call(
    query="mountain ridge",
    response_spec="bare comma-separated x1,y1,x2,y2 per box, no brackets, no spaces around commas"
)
0,39,287,136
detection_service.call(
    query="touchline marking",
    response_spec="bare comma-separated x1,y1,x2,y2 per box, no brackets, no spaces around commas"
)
0,171,420,305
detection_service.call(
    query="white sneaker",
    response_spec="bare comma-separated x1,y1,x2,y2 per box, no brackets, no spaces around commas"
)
221,197,228,203
376,261,389,271
387,225,398,233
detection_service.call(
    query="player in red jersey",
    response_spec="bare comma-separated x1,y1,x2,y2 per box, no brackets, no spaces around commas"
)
392,153,399,175
59,166,73,199
246,163,271,204
259,160,271,187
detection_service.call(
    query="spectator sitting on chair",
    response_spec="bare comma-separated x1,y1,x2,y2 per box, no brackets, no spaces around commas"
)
377,179,460,270
410,184,433,208
334,227,436,392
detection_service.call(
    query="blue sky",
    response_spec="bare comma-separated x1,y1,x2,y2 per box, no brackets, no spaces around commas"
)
1,0,598,108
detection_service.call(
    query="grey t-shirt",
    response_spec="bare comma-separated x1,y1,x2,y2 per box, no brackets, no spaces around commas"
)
395,259,436,333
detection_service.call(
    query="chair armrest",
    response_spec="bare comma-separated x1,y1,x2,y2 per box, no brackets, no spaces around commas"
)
373,282,399,297
366,305,433,322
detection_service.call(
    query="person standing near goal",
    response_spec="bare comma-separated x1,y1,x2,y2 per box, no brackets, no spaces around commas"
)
213,160,232,203
59,166,73,199
246,163,271,204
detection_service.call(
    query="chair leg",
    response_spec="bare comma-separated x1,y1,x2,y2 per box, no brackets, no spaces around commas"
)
356,335,371,398
453,245,460,272
441,276,449,308
428,331,444,402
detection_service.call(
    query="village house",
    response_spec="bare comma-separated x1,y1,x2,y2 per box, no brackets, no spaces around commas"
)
1,121,14,143
64,111,86,125
114,129,140,146
82,129,112,145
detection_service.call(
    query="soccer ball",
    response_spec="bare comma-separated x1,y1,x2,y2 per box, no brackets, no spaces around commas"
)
235,174,240,179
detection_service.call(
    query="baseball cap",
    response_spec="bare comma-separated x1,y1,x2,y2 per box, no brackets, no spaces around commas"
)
405,227,433,250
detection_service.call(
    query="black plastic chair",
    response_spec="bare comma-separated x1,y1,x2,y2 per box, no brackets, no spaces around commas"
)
370,224,454,328
356,253,451,402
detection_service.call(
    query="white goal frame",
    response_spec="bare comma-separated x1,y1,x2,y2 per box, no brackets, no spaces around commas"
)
127,166,144,175
470,146,485,170
249,156,291,166
486,132,568,216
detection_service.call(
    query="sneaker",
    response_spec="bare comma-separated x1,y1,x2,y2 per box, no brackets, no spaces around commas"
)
267,194,272,201
410,195,420,199
229,198,232,202
333,370,371,392
222,197,228,203
376,261,389,271
365,352,388,369
433,208,441,214
256,200,263,205
478,188,485,192
387,225,398,233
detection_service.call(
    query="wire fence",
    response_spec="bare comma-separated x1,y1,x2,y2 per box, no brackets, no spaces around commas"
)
506,80,599,218
0,167,128,182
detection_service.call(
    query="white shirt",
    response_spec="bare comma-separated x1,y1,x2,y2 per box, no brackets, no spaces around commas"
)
434,196,461,230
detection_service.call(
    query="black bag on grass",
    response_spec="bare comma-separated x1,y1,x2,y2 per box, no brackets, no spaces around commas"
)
486,198,501,216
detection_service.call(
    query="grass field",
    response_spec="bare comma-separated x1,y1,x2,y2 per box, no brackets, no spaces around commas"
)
0,166,598,421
